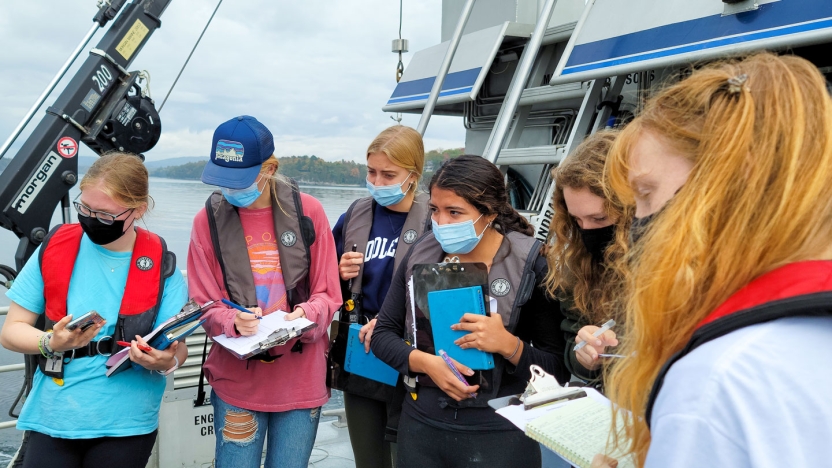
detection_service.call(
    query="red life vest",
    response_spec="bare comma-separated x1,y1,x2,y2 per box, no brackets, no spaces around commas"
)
37,223,173,378
646,261,832,427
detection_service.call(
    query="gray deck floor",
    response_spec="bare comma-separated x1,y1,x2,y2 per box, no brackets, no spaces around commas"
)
309,417,355,467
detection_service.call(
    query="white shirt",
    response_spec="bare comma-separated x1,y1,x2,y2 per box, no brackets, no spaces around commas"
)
646,316,832,468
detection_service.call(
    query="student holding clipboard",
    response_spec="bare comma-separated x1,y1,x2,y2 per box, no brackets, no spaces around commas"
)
0,153,188,468
187,116,340,468
371,155,569,468
329,125,431,468
594,54,832,467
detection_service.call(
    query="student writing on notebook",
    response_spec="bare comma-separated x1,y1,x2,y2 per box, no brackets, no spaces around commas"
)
594,53,832,467
330,125,431,468
187,116,340,468
0,153,188,468
371,155,569,468
543,130,630,391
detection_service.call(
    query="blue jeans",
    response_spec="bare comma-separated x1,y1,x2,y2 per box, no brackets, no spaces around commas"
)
211,390,321,468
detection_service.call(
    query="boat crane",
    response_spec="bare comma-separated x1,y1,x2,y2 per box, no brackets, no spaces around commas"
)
2,0,832,466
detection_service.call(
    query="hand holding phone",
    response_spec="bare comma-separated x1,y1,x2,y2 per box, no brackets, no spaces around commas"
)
66,311,104,331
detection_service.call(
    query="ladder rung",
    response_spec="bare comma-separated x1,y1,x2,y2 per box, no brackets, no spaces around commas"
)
519,82,589,106
496,145,566,165
541,22,577,46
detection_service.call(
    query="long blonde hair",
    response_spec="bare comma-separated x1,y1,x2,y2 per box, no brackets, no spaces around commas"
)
544,130,631,324
605,53,832,465
366,125,425,193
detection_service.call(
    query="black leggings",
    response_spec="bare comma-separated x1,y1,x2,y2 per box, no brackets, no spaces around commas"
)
344,391,396,468
21,429,157,468
397,411,541,468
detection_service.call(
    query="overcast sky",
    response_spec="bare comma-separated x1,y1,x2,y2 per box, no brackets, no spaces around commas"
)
0,0,466,163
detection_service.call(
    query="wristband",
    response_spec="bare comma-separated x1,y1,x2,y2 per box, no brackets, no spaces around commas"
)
504,337,521,361
157,355,180,376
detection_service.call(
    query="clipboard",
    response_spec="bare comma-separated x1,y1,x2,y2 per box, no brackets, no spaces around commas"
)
105,299,215,377
211,311,317,360
411,262,494,371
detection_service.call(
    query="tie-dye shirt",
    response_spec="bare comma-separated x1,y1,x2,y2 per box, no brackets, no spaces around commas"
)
238,206,288,313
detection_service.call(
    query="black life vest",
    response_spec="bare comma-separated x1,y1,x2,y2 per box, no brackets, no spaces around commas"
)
327,193,431,399
37,223,175,379
402,230,542,408
645,261,832,428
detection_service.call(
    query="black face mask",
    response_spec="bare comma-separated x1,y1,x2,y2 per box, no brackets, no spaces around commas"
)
578,224,616,263
78,214,132,245
629,212,656,245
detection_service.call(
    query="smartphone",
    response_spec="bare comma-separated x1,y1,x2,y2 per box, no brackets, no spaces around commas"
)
66,311,104,331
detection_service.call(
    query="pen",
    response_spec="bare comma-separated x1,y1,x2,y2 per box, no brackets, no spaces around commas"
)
221,298,262,319
438,349,476,398
573,319,616,352
117,341,152,352
598,353,627,359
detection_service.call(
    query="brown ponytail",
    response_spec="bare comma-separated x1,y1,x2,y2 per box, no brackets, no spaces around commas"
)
429,155,532,236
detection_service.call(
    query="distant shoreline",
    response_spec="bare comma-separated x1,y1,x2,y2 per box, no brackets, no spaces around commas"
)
148,175,366,189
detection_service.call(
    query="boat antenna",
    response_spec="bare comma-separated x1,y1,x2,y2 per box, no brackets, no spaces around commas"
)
158,0,223,112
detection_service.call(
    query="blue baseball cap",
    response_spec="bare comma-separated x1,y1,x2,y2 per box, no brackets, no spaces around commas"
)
201,115,275,189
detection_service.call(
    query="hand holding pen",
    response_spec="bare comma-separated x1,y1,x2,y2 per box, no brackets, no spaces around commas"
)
222,299,262,336
438,349,478,400
339,244,363,283
574,319,619,371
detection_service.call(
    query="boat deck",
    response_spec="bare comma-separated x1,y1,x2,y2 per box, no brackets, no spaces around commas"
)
310,414,355,467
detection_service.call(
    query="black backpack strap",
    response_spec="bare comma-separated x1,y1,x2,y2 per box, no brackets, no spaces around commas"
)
645,291,832,428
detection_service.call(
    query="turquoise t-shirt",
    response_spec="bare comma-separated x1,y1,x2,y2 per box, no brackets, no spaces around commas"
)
5,234,188,439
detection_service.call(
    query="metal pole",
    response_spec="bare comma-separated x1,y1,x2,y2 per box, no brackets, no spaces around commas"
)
0,23,100,161
482,0,559,163
416,0,476,136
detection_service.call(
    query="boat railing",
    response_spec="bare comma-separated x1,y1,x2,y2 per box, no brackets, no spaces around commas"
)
0,305,20,430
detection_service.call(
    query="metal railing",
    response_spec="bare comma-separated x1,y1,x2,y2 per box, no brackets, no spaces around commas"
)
0,305,22,429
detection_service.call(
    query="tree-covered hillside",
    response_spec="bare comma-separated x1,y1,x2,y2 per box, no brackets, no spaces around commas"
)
151,149,465,186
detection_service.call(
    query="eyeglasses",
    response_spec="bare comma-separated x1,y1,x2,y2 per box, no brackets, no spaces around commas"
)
73,196,133,225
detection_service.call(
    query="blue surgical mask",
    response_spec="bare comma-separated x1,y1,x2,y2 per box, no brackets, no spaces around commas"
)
366,173,413,207
432,214,490,254
221,176,264,208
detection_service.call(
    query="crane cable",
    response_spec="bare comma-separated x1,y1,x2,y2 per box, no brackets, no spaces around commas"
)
396,0,404,83
158,0,223,112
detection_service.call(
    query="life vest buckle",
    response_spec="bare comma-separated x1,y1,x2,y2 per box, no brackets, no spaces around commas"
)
96,335,113,357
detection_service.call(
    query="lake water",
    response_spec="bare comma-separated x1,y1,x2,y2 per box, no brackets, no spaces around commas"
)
0,177,368,461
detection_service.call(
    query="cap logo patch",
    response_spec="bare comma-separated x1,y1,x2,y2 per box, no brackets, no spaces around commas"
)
280,231,297,247
136,256,154,271
215,140,245,163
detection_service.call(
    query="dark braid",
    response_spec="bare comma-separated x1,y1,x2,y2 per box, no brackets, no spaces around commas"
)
430,155,533,236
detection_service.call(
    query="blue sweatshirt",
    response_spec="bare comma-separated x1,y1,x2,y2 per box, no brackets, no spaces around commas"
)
333,201,408,318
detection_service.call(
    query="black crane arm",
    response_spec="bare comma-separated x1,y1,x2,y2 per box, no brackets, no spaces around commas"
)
0,0,172,271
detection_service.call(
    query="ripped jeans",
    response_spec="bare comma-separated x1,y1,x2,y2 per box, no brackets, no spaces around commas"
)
211,390,321,468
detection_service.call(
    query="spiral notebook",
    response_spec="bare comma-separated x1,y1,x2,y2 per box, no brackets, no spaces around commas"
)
525,397,636,468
